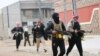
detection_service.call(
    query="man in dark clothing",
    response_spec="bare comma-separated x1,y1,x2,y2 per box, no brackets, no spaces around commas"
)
23,25,31,46
32,22,37,45
11,22,24,51
66,16,83,56
35,19,47,52
46,13,66,56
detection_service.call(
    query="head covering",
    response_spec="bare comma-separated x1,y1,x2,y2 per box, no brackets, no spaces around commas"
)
52,13,60,24
52,13,59,19
72,16,79,22
73,15,79,19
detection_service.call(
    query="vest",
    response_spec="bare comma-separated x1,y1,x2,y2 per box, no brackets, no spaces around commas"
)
53,22,63,39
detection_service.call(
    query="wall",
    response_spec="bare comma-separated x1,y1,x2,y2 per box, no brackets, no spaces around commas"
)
8,2,21,29
0,11,4,39
2,2,21,38
53,0,100,35
81,8,100,35
59,4,99,23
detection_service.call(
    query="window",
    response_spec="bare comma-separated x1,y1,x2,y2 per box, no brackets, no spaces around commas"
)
22,10,33,19
22,22,27,26
32,9,39,18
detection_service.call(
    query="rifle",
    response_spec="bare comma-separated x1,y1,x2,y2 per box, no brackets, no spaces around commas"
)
45,30,72,36
45,30,92,37
13,32,23,40
75,30,92,38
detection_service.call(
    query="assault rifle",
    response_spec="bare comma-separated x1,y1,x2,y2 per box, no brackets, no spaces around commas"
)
13,32,23,40
45,30,92,37
74,30,92,38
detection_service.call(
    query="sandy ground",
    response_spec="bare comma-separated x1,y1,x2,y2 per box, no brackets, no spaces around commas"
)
0,35,100,56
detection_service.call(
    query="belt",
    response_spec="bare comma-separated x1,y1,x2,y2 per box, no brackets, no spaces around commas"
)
53,33,63,39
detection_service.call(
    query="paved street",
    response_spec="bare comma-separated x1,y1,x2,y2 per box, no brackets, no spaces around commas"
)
0,35,100,56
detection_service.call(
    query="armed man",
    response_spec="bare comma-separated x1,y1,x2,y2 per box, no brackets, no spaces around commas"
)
46,13,66,56
66,16,83,56
11,22,24,51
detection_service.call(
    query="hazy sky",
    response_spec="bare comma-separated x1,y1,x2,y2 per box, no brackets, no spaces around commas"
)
0,0,19,9
0,0,48,9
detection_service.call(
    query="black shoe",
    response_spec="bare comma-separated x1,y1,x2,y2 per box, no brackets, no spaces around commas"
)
44,49,47,53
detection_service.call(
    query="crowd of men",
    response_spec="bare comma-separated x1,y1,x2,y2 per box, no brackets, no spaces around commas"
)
11,13,83,56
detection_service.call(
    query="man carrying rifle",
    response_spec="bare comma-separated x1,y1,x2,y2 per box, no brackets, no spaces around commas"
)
66,16,83,56
46,13,66,56
11,22,24,51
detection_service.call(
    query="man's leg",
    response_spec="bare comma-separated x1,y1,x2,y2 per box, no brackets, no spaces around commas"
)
58,41,65,56
52,41,58,56
33,34,36,45
16,39,19,50
24,37,27,46
16,38,21,51
76,39,83,56
41,37,47,52
36,38,40,52
66,38,75,56
27,37,31,46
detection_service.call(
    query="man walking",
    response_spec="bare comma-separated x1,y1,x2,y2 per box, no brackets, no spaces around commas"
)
46,13,66,56
23,25,31,46
66,16,83,56
35,19,47,52
11,22,24,51
32,22,37,45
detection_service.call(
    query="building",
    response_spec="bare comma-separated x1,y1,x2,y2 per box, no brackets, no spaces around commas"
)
53,0,100,35
0,10,4,39
2,0,54,38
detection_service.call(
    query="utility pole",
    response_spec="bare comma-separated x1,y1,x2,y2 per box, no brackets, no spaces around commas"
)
7,7,10,28
72,0,77,17
38,0,43,20
63,0,67,23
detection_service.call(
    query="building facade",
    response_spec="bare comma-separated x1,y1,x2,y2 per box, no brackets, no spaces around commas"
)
2,0,54,38
53,0,100,35
0,11,5,39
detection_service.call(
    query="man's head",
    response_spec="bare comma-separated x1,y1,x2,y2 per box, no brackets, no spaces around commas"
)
16,22,20,27
73,16,79,21
52,13,60,24
36,19,42,25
